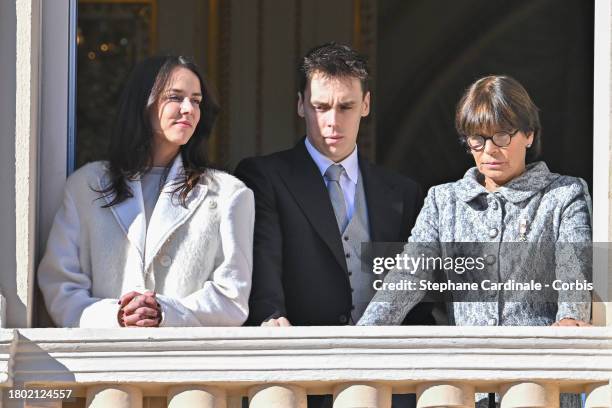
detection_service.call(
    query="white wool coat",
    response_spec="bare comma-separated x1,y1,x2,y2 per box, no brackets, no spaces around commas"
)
38,155,254,327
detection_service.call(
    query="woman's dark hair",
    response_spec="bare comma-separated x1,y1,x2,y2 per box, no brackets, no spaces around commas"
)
298,42,370,96
455,75,542,162
97,55,219,207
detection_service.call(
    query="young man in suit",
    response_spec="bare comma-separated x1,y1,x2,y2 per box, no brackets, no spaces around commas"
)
235,42,433,328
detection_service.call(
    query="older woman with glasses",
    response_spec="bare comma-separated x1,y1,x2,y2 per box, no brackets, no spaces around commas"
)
358,75,591,405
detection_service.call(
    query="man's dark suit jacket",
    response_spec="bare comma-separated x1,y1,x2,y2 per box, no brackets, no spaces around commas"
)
235,139,434,326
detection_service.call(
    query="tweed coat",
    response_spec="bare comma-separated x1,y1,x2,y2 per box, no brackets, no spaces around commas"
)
38,155,254,328
358,161,592,327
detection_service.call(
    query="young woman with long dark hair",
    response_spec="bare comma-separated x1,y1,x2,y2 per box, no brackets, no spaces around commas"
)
38,56,254,327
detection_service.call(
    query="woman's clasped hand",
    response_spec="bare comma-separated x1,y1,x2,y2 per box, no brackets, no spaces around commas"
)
118,291,161,327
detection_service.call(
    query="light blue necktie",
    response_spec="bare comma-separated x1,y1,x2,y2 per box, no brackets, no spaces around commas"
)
325,164,348,232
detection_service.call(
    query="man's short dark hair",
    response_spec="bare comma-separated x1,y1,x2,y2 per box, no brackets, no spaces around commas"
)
298,42,369,96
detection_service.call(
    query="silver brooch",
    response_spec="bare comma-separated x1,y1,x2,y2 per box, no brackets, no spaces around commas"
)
518,219,528,242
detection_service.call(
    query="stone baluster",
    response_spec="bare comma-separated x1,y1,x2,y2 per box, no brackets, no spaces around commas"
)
417,383,475,408
167,386,226,408
333,383,391,408
500,382,559,408
25,400,61,408
248,384,307,408
227,395,245,408
585,382,612,408
86,385,142,408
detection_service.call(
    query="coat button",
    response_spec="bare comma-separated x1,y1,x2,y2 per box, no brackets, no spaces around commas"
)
491,201,499,210
339,314,348,324
208,200,217,209
488,318,498,326
488,228,498,238
159,255,172,267
485,254,496,265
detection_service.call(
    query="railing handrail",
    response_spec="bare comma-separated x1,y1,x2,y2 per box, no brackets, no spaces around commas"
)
0,326,610,395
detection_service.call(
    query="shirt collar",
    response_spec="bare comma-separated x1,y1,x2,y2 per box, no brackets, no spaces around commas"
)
456,161,559,203
304,137,359,184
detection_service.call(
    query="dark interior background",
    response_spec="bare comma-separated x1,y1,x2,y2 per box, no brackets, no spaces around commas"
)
75,1,594,191
376,0,594,193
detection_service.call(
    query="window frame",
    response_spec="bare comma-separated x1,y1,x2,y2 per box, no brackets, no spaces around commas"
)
35,0,611,326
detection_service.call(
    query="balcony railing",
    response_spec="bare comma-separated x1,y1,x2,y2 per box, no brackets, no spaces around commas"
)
0,326,610,407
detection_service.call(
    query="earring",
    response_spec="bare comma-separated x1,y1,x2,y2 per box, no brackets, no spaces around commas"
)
526,144,532,148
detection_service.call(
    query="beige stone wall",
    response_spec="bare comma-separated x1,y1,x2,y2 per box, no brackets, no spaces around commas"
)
608,0,612,326
593,0,612,326
14,0,41,329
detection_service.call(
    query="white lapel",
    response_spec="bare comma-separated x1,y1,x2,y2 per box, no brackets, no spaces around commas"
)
99,171,146,263
143,155,208,272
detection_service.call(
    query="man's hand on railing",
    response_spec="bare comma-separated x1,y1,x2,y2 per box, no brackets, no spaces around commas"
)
118,291,161,327
261,317,292,327
552,318,591,327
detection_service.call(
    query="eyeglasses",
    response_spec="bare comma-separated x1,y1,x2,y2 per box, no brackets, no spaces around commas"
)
465,129,520,151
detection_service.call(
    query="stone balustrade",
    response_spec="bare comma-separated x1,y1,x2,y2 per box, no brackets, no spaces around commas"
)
0,326,609,407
